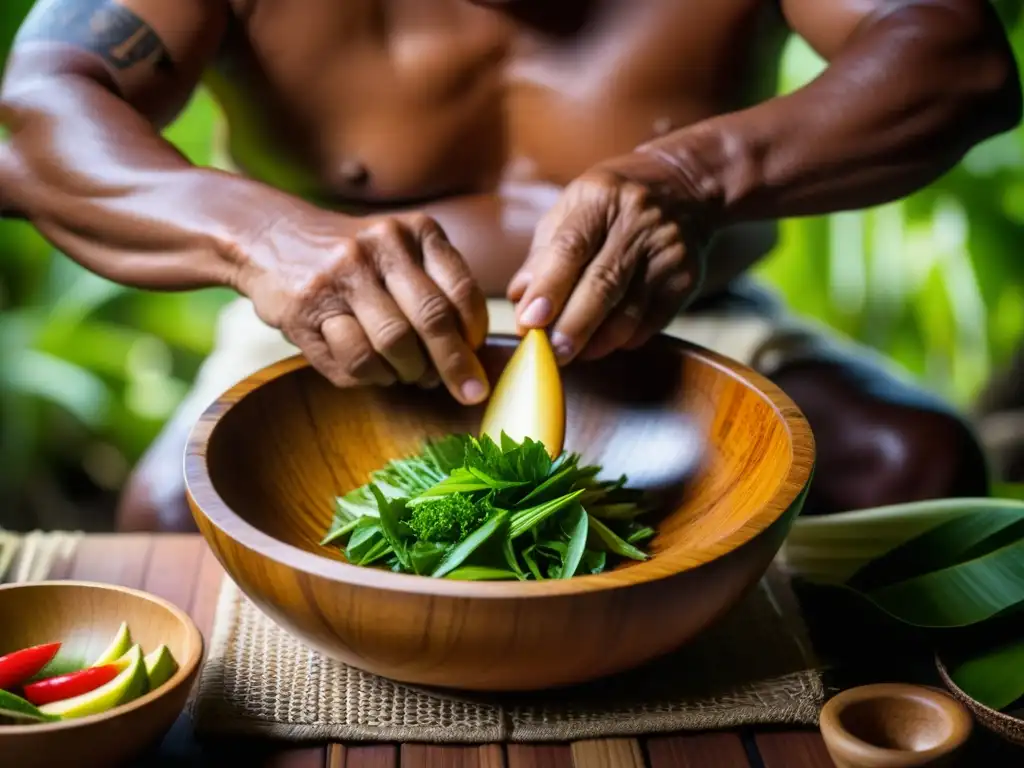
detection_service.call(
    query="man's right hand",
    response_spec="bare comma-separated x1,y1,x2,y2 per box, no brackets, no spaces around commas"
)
234,211,492,405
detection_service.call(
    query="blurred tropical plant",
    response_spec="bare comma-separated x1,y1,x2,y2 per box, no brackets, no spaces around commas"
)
758,0,1024,406
1,1,1023,530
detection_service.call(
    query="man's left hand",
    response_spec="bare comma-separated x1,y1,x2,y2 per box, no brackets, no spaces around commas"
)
507,154,709,364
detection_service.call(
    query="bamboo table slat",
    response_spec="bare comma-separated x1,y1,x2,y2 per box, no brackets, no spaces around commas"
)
12,532,1016,767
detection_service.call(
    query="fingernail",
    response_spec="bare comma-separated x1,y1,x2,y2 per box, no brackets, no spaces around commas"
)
461,378,488,403
551,332,574,363
519,297,551,327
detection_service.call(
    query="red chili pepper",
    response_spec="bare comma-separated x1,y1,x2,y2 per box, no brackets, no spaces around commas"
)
0,643,61,690
21,664,120,706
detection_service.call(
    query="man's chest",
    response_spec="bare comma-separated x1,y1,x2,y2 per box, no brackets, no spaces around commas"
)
211,0,786,203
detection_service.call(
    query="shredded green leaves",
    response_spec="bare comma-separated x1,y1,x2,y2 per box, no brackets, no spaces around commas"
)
321,432,653,580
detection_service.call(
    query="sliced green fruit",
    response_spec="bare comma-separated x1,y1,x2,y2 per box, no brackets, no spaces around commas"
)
117,644,149,703
40,644,146,719
143,645,178,689
0,689,61,723
90,621,132,666
480,329,565,458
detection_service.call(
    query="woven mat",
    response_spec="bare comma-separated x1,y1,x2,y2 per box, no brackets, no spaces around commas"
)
0,530,83,584
190,566,828,743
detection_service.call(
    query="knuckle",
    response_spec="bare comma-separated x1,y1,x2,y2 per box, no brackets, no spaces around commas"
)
620,181,649,210
438,349,468,378
551,227,591,263
663,242,687,267
659,221,683,246
415,292,455,333
579,169,619,194
587,262,627,303
445,274,479,308
327,239,365,279
363,217,404,241
404,212,434,233
344,342,380,380
374,316,415,354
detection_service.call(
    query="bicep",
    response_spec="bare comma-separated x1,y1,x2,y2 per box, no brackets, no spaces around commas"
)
780,0,977,59
6,0,227,127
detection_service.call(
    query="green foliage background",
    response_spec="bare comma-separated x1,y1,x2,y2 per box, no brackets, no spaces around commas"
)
1,1,1023,529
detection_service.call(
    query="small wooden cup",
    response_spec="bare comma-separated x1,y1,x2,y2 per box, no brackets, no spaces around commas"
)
819,683,974,768
0,581,204,768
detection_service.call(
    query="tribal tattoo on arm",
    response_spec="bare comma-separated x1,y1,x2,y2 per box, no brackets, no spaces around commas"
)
15,0,174,73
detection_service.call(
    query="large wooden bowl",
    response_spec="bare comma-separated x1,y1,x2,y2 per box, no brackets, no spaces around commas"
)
185,334,814,692
0,581,203,768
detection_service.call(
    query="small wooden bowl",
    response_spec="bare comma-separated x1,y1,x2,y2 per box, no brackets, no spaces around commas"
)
819,683,973,768
936,652,1024,747
0,581,204,768
186,334,814,691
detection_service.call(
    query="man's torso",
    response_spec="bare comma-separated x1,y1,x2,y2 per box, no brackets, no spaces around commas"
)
204,0,791,215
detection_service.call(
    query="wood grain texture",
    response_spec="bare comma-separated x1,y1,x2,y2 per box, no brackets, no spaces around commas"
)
401,744,505,767
70,534,154,588
189,544,227,640
646,733,751,767
506,745,574,768
0,578,203,768
142,534,206,610
345,744,398,767
756,732,835,768
570,738,645,767
185,335,814,692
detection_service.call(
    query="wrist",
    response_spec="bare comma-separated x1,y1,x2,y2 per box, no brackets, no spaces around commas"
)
598,122,759,230
204,172,350,296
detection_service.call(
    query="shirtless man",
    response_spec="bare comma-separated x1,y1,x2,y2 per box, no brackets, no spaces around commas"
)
1,0,1018,532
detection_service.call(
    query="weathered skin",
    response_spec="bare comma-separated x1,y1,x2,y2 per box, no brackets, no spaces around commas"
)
0,0,1018,530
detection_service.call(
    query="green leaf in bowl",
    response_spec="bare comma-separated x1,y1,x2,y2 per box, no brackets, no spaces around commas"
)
0,689,60,723
949,638,1024,712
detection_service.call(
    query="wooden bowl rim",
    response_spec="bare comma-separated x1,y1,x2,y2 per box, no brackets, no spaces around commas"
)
185,333,815,597
0,581,204,735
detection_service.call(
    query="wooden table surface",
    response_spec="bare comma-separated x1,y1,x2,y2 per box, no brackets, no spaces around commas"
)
13,533,1024,767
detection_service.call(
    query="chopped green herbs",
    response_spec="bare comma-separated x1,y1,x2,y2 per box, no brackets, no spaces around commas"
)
321,432,654,580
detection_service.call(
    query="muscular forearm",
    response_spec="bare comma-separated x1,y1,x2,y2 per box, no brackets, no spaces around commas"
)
1,71,551,298
0,71,326,291
630,1,1021,228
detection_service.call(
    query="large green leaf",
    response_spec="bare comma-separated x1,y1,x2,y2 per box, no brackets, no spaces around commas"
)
863,537,1024,628
849,506,1024,591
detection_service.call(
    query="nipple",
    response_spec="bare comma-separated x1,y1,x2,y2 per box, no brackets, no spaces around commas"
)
336,159,370,187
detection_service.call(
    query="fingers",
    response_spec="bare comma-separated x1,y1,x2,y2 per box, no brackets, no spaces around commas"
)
514,205,604,334
547,250,638,363
283,310,394,389
320,314,397,386
382,267,490,405
341,235,430,384
578,283,648,362
540,209,674,364
367,218,490,405
418,220,490,350
623,244,693,350
579,222,684,360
